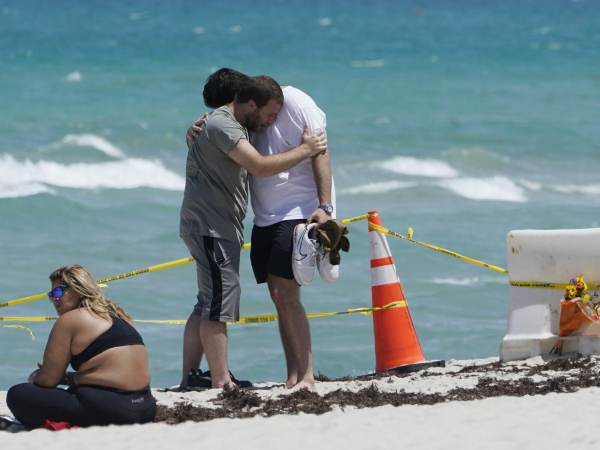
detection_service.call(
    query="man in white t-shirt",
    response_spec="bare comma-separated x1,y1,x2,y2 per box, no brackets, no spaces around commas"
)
249,84,335,389
187,70,335,389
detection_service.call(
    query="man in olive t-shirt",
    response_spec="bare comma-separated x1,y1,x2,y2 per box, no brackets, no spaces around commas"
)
179,76,327,389
180,105,250,245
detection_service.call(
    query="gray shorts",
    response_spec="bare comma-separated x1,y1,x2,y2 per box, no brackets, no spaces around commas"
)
182,234,241,322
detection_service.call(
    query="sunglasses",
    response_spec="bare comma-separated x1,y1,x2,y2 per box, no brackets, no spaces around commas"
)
47,285,68,301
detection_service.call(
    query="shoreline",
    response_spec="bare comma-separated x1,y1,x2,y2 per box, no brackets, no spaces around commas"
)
2,355,600,449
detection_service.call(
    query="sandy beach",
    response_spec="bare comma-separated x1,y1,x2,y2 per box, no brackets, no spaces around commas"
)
2,355,600,449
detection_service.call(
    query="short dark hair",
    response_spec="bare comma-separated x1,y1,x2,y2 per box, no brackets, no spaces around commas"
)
202,68,250,109
235,75,283,108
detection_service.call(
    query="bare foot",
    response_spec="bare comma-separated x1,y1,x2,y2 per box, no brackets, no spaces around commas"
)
292,379,315,391
285,377,298,389
218,381,237,390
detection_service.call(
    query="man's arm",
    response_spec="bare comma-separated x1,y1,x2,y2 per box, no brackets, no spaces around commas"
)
308,151,333,224
228,129,326,177
286,91,332,224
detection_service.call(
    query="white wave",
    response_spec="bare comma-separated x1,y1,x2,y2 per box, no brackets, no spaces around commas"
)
229,25,242,33
377,156,458,178
45,134,126,159
551,184,600,195
432,277,479,286
0,182,54,199
193,26,205,34
341,181,417,195
318,17,332,27
0,154,184,192
351,59,385,68
438,176,527,202
518,179,542,191
431,276,506,287
64,71,82,82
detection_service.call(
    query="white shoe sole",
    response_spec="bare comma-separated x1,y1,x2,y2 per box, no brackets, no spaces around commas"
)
317,251,340,282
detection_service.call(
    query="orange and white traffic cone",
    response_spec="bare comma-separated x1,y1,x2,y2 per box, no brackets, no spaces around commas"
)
368,210,444,373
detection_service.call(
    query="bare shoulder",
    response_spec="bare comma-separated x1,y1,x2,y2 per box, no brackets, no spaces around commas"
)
58,308,107,332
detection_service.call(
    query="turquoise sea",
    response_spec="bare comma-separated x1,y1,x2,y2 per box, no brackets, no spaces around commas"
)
1,0,599,389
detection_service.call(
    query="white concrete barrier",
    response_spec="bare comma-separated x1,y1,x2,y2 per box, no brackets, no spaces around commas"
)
500,228,600,361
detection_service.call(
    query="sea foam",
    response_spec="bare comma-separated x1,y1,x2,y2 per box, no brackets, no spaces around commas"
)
437,176,527,202
432,277,480,286
377,156,458,178
0,154,184,196
341,180,416,195
431,276,506,286
0,182,54,199
44,134,126,159
551,184,600,195
517,179,543,191
64,71,82,82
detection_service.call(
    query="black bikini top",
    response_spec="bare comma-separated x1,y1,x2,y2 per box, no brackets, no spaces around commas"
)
70,317,144,371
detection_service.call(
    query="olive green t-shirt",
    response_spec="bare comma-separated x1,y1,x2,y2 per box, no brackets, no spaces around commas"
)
180,106,249,244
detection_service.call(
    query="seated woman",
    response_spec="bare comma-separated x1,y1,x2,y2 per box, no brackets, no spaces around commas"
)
7,265,156,428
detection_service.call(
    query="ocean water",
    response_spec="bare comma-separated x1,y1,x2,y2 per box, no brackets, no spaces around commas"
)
1,0,599,389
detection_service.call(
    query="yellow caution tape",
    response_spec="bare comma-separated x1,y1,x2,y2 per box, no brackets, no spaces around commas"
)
510,281,568,289
1,325,36,340
510,281,599,290
0,316,57,322
0,293,48,309
1,213,372,310
368,221,508,274
0,300,406,327
96,257,195,284
340,213,372,224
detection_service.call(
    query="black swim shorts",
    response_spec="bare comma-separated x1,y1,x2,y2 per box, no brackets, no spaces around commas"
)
250,219,305,284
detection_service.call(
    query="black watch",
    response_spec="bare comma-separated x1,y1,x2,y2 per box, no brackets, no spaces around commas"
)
318,203,334,216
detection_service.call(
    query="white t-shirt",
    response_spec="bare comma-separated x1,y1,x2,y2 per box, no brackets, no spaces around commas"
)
250,86,336,227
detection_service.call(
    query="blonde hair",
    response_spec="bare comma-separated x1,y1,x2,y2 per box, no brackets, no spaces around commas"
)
49,264,132,322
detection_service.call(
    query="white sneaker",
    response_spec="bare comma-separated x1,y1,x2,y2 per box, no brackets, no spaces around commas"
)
292,223,319,285
316,248,339,282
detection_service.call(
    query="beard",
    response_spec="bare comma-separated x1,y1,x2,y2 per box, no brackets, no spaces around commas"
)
244,109,262,132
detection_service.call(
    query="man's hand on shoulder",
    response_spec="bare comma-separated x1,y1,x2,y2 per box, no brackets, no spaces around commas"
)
302,128,327,157
186,112,209,148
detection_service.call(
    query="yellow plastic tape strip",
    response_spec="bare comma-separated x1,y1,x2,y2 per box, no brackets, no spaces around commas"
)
97,257,195,284
1,324,36,340
340,213,372,224
0,316,57,322
510,281,599,290
368,221,508,274
0,293,47,309
0,300,406,326
1,213,371,310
